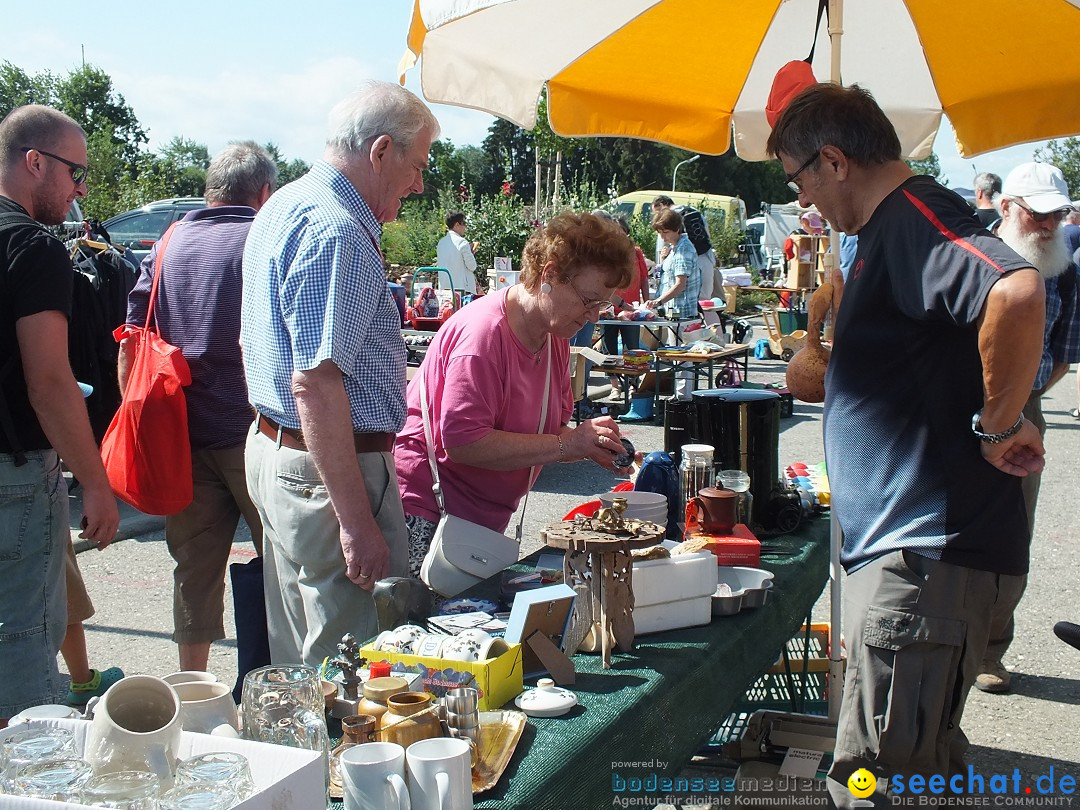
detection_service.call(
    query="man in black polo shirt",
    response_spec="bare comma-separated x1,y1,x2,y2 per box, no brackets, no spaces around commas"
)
0,105,119,722
768,85,1045,807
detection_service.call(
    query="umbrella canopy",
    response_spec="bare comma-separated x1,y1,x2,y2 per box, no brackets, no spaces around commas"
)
401,0,1080,160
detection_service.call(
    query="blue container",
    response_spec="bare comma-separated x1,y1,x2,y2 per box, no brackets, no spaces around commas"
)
635,451,681,539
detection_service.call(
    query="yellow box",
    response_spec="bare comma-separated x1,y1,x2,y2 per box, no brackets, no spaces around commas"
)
359,642,524,711
768,622,846,674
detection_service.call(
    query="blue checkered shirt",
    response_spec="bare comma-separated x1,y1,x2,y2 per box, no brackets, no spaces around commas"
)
241,161,406,432
1035,264,1080,390
660,234,701,317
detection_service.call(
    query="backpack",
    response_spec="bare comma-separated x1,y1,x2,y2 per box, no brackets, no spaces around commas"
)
676,205,712,255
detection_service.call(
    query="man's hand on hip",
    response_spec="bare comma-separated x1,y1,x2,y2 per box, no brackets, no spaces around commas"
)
340,521,390,591
981,419,1045,477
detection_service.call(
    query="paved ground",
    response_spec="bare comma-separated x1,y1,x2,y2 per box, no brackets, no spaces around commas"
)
64,340,1080,801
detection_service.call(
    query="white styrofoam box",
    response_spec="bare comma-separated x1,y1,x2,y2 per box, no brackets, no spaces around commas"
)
634,595,713,635
632,550,717,608
0,718,323,809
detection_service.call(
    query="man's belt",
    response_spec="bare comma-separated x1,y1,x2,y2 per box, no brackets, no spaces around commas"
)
256,414,394,454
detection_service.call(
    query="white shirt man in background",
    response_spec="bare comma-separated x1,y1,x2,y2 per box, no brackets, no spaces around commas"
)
435,210,478,294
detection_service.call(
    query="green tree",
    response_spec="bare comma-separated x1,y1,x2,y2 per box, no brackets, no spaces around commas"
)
907,151,944,184
160,136,209,197
263,142,310,187
1034,138,1080,196
0,61,57,110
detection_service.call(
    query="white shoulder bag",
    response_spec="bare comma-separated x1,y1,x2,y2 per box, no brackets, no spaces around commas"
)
418,340,552,597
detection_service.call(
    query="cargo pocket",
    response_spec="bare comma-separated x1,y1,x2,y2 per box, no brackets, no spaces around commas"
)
0,483,36,561
838,604,964,766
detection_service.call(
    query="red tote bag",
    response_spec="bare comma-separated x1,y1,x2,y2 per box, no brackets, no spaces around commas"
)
100,224,193,515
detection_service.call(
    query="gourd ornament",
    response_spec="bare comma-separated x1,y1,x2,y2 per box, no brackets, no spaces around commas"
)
786,268,843,403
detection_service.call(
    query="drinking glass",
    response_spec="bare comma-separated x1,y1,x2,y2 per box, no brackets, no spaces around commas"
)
9,757,92,801
79,769,161,808
0,727,78,782
175,752,254,801
159,782,239,810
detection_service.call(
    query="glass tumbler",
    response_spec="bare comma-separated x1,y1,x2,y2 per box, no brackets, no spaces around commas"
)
718,469,752,525
0,727,78,783
79,769,161,808
176,752,254,801
9,757,92,801
159,782,239,810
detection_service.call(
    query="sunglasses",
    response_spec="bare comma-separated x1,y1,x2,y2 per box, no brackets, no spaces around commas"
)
786,150,821,193
567,277,610,311
1011,199,1068,224
21,147,87,186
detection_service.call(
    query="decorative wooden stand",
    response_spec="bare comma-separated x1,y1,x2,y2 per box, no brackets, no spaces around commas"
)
540,521,663,669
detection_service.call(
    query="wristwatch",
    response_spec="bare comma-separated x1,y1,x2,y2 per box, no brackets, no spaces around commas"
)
971,410,1024,443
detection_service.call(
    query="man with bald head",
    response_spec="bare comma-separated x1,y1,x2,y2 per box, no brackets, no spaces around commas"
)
0,105,119,722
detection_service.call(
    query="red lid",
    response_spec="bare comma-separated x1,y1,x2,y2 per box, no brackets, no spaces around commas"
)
369,661,392,679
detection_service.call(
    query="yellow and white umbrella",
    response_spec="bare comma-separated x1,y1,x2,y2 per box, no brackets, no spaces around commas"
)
401,0,1080,160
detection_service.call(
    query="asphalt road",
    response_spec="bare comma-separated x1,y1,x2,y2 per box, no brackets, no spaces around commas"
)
65,348,1080,793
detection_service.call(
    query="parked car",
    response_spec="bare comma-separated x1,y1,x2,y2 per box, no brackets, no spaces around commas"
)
614,190,748,232
103,197,205,264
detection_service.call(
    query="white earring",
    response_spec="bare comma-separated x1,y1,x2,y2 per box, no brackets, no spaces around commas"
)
540,282,552,294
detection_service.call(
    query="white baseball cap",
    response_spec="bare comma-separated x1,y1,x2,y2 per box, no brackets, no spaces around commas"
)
1002,162,1073,214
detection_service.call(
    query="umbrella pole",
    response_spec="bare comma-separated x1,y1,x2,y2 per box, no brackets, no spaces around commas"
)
826,0,845,728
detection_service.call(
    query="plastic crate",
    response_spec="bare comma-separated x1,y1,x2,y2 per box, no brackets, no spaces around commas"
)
769,622,844,674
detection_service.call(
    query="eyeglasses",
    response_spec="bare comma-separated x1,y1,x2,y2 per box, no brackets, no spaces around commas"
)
785,151,820,193
1011,199,1068,224
21,147,87,186
567,278,610,311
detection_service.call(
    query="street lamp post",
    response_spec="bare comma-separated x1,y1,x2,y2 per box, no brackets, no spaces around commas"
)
671,154,700,191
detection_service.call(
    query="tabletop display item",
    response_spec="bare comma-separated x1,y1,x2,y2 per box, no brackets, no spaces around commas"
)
329,714,379,799
712,566,776,616
542,497,664,668
84,675,184,786
514,678,578,718
406,737,473,810
339,742,410,810
174,751,254,802
6,704,81,724
470,709,527,794
240,665,328,762
376,691,444,750
79,769,162,809
159,781,239,810
356,676,410,724
0,726,78,781
8,757,92,801
172,681,240,735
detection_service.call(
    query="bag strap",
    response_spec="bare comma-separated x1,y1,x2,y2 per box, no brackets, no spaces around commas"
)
145,223,178,332
419,338,552,541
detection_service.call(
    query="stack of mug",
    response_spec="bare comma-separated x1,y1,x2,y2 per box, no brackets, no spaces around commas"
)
443,687,480,748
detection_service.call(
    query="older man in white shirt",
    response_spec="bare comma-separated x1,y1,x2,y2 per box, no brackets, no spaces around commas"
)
435,210,478,293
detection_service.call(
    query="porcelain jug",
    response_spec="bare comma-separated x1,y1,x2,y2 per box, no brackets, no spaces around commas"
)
84,675,183,786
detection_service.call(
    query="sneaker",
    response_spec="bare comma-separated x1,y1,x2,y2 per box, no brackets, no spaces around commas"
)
974,660,1011,693
67,667,125,706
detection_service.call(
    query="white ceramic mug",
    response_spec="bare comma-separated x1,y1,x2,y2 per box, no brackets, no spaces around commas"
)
161,671,218,687
406,737,473,810
172,681,240,734
84,675,183,787
340,742,411,810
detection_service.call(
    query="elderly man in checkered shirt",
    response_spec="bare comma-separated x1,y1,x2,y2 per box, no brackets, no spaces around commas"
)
241,82,439,666
976,162,1080,695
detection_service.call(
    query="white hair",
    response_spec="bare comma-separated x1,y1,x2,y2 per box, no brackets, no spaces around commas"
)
326,81,439,155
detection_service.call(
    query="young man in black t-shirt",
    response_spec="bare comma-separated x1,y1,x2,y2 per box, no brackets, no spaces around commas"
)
769,85,1045,807
0,105,118,722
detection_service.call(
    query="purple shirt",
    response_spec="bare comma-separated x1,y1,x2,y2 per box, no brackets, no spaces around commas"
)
126,206,255,450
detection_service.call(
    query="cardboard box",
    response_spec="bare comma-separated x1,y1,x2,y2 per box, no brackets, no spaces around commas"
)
702,524,762,566
360,642,523,711
0,718,323,809
632,551,717,635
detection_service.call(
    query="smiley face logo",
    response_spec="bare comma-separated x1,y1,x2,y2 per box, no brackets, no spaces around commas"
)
848,768,877,798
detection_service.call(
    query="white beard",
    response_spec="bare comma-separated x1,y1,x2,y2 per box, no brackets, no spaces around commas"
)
998,214,1072,279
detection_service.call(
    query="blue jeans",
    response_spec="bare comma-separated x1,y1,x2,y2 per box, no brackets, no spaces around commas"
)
0,450,69,717
602,323,641,355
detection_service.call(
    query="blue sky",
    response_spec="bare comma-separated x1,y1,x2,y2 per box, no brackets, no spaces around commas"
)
4,1,1049,194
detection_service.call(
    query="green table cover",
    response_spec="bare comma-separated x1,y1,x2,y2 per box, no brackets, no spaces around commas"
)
471,517,830,809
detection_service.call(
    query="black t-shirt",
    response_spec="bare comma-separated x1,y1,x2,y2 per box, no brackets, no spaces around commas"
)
824,176,1032,576
975,206,999,229
0,196,74,453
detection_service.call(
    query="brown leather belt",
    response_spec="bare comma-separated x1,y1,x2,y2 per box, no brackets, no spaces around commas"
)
256,414,394,454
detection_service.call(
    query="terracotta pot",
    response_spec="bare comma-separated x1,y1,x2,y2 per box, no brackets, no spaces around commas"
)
378,692,443,750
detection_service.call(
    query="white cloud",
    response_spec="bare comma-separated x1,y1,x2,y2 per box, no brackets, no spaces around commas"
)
112,56,383,162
